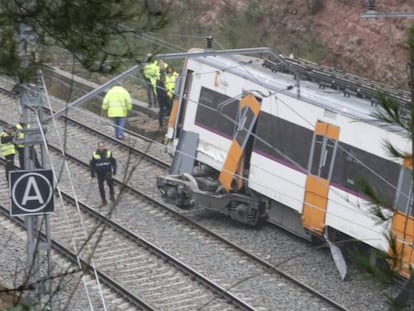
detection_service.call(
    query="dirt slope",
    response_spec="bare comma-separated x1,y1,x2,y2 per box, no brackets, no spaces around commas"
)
204,0,414,88
312,0,413,88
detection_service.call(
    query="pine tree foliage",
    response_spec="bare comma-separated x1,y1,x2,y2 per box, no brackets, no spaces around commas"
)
355,24,414,310
0,0,168,80
373,92,410,135
0,1,169,309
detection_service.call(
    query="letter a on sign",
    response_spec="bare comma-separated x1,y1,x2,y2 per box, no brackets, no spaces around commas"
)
10,170,54,216
22,176,45,205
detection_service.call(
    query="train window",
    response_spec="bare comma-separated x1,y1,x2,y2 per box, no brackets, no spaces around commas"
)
253,112,312,172
394,166,413,215
309,136,337,179
195,87,239,138
235,107,256,147
332,142,400,207
309,135,324,176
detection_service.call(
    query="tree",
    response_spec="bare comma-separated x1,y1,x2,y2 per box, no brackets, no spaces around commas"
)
0,0,168,81
358,23,414,310
0,1,169,309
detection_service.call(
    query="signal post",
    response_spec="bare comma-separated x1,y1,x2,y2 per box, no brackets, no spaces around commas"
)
11,21,54,310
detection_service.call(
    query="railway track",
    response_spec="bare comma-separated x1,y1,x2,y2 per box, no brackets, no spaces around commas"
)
0,74,397,310
0,171,251,310
0,198,149,310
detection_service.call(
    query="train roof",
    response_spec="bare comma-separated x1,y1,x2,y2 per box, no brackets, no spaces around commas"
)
187,52,406,124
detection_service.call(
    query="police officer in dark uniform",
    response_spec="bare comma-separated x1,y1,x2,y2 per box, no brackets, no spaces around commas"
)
156,75,170,128
89,141,117,207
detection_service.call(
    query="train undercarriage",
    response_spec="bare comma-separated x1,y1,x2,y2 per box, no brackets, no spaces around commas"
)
156,170,268,227
157,122,268,227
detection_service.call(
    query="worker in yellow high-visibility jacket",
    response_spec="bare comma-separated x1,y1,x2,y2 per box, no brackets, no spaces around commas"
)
143,54,161,108
165,66,179,99
1,124,16,181
101,84,132,140
163,65,179,120
15,119,41,169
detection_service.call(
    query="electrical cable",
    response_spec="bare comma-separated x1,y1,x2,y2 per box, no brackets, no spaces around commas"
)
23,22,413,250
38,72,108,311
167,60,411,238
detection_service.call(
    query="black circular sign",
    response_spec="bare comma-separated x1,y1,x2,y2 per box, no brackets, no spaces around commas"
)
11,170,54,215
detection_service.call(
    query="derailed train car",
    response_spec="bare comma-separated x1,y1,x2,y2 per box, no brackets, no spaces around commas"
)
156,48,413,278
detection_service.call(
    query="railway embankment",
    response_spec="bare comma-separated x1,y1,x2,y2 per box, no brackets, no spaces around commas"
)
43,66,164,139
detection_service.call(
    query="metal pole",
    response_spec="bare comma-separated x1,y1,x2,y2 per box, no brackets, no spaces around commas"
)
39,75,53,310
18,16,54,309
18,20,38,308
21,90,40,309
45,215,52,310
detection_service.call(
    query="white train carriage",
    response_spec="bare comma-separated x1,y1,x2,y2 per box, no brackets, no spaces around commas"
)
156,48,414,278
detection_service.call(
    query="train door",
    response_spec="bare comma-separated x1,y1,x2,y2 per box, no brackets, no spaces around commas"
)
219,93,261,192
237,93,261,176
302,121,340,235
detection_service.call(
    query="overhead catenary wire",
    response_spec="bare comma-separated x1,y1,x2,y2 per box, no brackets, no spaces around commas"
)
35,25,411,243
167,63,409,236
12,57,402,255
177,56,403,199
37,72,108,311
27,45,412,237
1,6,409,305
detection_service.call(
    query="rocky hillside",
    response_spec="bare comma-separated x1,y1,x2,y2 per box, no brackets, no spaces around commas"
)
312,0,413,88
200,0,414,89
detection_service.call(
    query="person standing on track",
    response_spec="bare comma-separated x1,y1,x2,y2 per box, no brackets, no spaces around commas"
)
15,117,41,169
101,83,132,140
90,141,117,207
0,124,16,182
164,65,179,115
143,53,160,108
156,74,170,128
